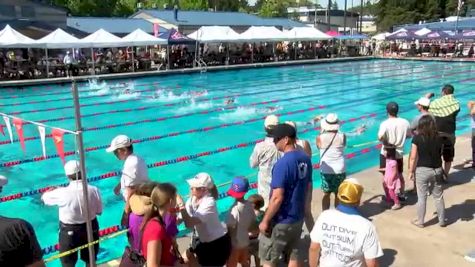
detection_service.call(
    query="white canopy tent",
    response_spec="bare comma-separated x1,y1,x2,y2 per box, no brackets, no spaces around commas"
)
415,27,431,36
238,26,289,42
372,32,390,41
0,25,36,48
35,28,79,48
187,26,241,43
122,29,167,46
284,27,332,41
78,28,128,48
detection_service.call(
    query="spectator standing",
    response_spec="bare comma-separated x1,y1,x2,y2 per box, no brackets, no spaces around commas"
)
411,97,433,134
309,178,383,267
259,124,312,267
250,115,282,208
408,116,446,228
141,183,180,266
428,85,460,181
317,113,347,211
248,194,265,267
177,172,231,267
0,175,45,267
226,177,256,267
41,160,103,267
468,101,475,169
106,135,149,202
378,102,411,195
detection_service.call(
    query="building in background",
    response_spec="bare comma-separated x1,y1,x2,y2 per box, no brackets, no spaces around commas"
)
287,6,359,33
67,17,168,37
359,15,377,34
131,9,308,34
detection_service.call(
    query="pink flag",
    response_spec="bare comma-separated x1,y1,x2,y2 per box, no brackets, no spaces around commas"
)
12,118,25,152
153,23,160,37
52,128,65,164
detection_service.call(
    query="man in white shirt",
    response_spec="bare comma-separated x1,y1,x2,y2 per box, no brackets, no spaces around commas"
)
378,102,411,193
106,134,149,201
309,178,383,267
41,160,102,267
63,51,74,77
250,115,282,208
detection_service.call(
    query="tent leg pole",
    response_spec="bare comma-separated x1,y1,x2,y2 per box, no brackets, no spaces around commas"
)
251,43,254,63
131,47,135,72
45,48,49,78
91,48,95,75
167,45,170,70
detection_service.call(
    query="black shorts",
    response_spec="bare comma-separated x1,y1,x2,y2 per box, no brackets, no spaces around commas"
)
59,218,99,267
195,233,231,267
439,133,455,162
379,154,403,174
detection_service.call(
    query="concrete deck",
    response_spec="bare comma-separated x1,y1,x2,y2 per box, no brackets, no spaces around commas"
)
99,134,475,267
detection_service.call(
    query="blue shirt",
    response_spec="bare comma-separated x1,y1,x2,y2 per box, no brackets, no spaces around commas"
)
270,150,312,224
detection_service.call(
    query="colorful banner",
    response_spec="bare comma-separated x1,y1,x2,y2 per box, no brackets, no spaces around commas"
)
12,118,25,152
51,128,65,164
3,116,13,144
38,126,46,158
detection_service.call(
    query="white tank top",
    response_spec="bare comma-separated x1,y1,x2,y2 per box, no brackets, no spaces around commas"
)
319,132,346,174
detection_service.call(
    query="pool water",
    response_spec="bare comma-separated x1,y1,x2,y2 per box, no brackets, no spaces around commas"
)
0,59,474,266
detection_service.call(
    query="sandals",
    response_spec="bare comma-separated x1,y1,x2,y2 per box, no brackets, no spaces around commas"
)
411,219,424,228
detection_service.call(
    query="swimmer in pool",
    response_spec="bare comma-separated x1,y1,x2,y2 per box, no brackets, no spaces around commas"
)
305,114,325,126
191,90,208,97
265,106,279,113
346,124,368,137
224,98,235,105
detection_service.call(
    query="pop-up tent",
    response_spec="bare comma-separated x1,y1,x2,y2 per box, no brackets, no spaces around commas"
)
0,24,36,47
35,28,80,48
285,27,331,40
159,28,195,45
187,26,241,43
122,29,167,46
239,26,288,42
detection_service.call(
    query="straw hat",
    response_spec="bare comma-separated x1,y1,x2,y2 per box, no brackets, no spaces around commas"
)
129,194,152,216
337,178,364,205
321,113,340,131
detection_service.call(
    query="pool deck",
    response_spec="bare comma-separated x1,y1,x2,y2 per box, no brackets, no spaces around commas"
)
377,55,475,63
98,134,475,267
0,56,372,88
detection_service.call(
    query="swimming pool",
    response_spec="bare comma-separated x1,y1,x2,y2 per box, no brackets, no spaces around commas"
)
0,59,474,266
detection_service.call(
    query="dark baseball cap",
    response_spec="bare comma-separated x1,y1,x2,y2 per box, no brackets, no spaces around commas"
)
386,102,399,114
272,123,296,144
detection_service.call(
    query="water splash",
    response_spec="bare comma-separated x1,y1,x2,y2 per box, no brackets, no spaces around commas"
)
216,107,258,122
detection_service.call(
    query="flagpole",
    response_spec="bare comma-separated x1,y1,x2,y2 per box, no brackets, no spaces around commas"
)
72,80,96,267
455,0,462,33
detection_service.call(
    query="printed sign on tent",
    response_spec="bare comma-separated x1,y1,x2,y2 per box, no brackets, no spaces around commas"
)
3,116,13,144
12,118,25,152
38,125,46,158
52,128,65,164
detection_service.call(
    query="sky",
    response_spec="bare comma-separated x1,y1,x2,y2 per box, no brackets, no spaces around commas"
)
247,0,364,9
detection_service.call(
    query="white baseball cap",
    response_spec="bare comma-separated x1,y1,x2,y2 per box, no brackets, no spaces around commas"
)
321,113,340,131
414,97,431,107
187,172,215,188
106,135,132,153
64,160,80,176
264,115,279,128
0,175,8,187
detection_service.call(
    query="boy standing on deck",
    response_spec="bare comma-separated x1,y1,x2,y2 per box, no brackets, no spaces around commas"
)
468,100,475,169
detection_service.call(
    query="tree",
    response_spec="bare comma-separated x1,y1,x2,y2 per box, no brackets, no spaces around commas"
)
258,0,289,17
179,0,208,10
331,0,338,10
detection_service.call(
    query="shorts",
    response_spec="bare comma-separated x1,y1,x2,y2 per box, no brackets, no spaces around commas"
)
320,173,346,194
379,154,403,174
249,237,259,256
59,218,99,267
439,133,455,162
195,233,231,267
259,221,303,266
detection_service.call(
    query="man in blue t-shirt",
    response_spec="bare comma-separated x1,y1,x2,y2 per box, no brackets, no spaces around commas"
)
259,123,313,267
